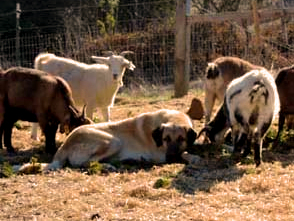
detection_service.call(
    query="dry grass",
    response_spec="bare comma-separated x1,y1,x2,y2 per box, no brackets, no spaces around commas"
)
0,85,294,221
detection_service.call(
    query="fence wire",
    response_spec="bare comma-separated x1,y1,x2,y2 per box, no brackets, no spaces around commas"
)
1,1,294,88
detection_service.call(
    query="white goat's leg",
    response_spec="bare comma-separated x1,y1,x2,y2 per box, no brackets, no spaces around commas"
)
101,106,110,122
31,123,39,140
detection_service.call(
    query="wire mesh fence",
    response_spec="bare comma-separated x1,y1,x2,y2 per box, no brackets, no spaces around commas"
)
1,1,294,88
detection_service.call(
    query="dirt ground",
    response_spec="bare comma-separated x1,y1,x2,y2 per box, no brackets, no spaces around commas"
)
0,88,294,221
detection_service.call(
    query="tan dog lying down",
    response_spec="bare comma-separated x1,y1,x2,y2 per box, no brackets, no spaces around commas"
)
16,109,198,172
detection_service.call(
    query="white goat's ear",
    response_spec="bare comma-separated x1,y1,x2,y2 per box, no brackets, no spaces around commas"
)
102,51,115,56
127,61,136,71
91,56,109,65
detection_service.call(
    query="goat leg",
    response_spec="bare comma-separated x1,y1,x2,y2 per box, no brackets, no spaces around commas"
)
3,119,16,153
0,121,4,150
43,123,58,154
253,133,262,167
274,113,285,146
232,132,247,163
204,92,216,125
242,134,252,158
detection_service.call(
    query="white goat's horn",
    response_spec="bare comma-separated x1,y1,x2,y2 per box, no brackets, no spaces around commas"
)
120,51,134,57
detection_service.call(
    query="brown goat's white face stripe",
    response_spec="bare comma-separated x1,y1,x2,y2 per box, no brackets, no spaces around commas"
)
206,63,220,79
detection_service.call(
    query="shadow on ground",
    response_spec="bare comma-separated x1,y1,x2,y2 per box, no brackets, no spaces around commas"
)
171,156,246,194
0,141,62,166
170,139,294,194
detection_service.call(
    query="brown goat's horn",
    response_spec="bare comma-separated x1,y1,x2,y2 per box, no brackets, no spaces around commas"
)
81,104,87,118
120,51,134,57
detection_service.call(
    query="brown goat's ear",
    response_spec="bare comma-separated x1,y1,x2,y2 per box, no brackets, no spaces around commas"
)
152,126,164,147
187,128,197,146
60,115,71,134
59,124,65,134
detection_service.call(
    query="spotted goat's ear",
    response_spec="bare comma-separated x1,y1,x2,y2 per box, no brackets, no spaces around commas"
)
152,126,164,147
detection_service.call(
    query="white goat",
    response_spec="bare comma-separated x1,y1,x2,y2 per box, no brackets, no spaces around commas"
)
199,69,279,166
204,56,262,124
31,51,135,140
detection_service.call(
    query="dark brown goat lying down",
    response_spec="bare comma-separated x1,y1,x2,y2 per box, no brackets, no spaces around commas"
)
0,67,92,154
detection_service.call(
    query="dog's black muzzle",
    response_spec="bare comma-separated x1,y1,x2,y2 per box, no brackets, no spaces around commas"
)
166,144,183,163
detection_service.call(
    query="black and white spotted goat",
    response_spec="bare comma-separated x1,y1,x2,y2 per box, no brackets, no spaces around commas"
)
204,56,263,124
198,69,280,166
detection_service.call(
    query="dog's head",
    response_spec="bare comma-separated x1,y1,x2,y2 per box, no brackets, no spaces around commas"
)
152,123,197,163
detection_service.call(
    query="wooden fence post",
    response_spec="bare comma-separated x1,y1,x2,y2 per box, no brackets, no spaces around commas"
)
174,0,190,98
252,0,262,62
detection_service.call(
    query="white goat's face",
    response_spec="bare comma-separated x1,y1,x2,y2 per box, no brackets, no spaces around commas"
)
92,55,136,82
108,55,129,81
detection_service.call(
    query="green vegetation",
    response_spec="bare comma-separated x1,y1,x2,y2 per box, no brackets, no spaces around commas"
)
153,176,172,189
87,161,103,175
0,162,14,178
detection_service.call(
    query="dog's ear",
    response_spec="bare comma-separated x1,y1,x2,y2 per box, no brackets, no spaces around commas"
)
152,126,164,147
187,128,197,146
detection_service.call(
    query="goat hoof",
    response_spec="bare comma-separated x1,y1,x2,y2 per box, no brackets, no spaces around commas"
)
231,153,241,164
255,160,261,167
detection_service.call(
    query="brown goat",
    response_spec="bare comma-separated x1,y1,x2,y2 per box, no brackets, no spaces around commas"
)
274,65,294,142
204,56,263,124
0,67,92,154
